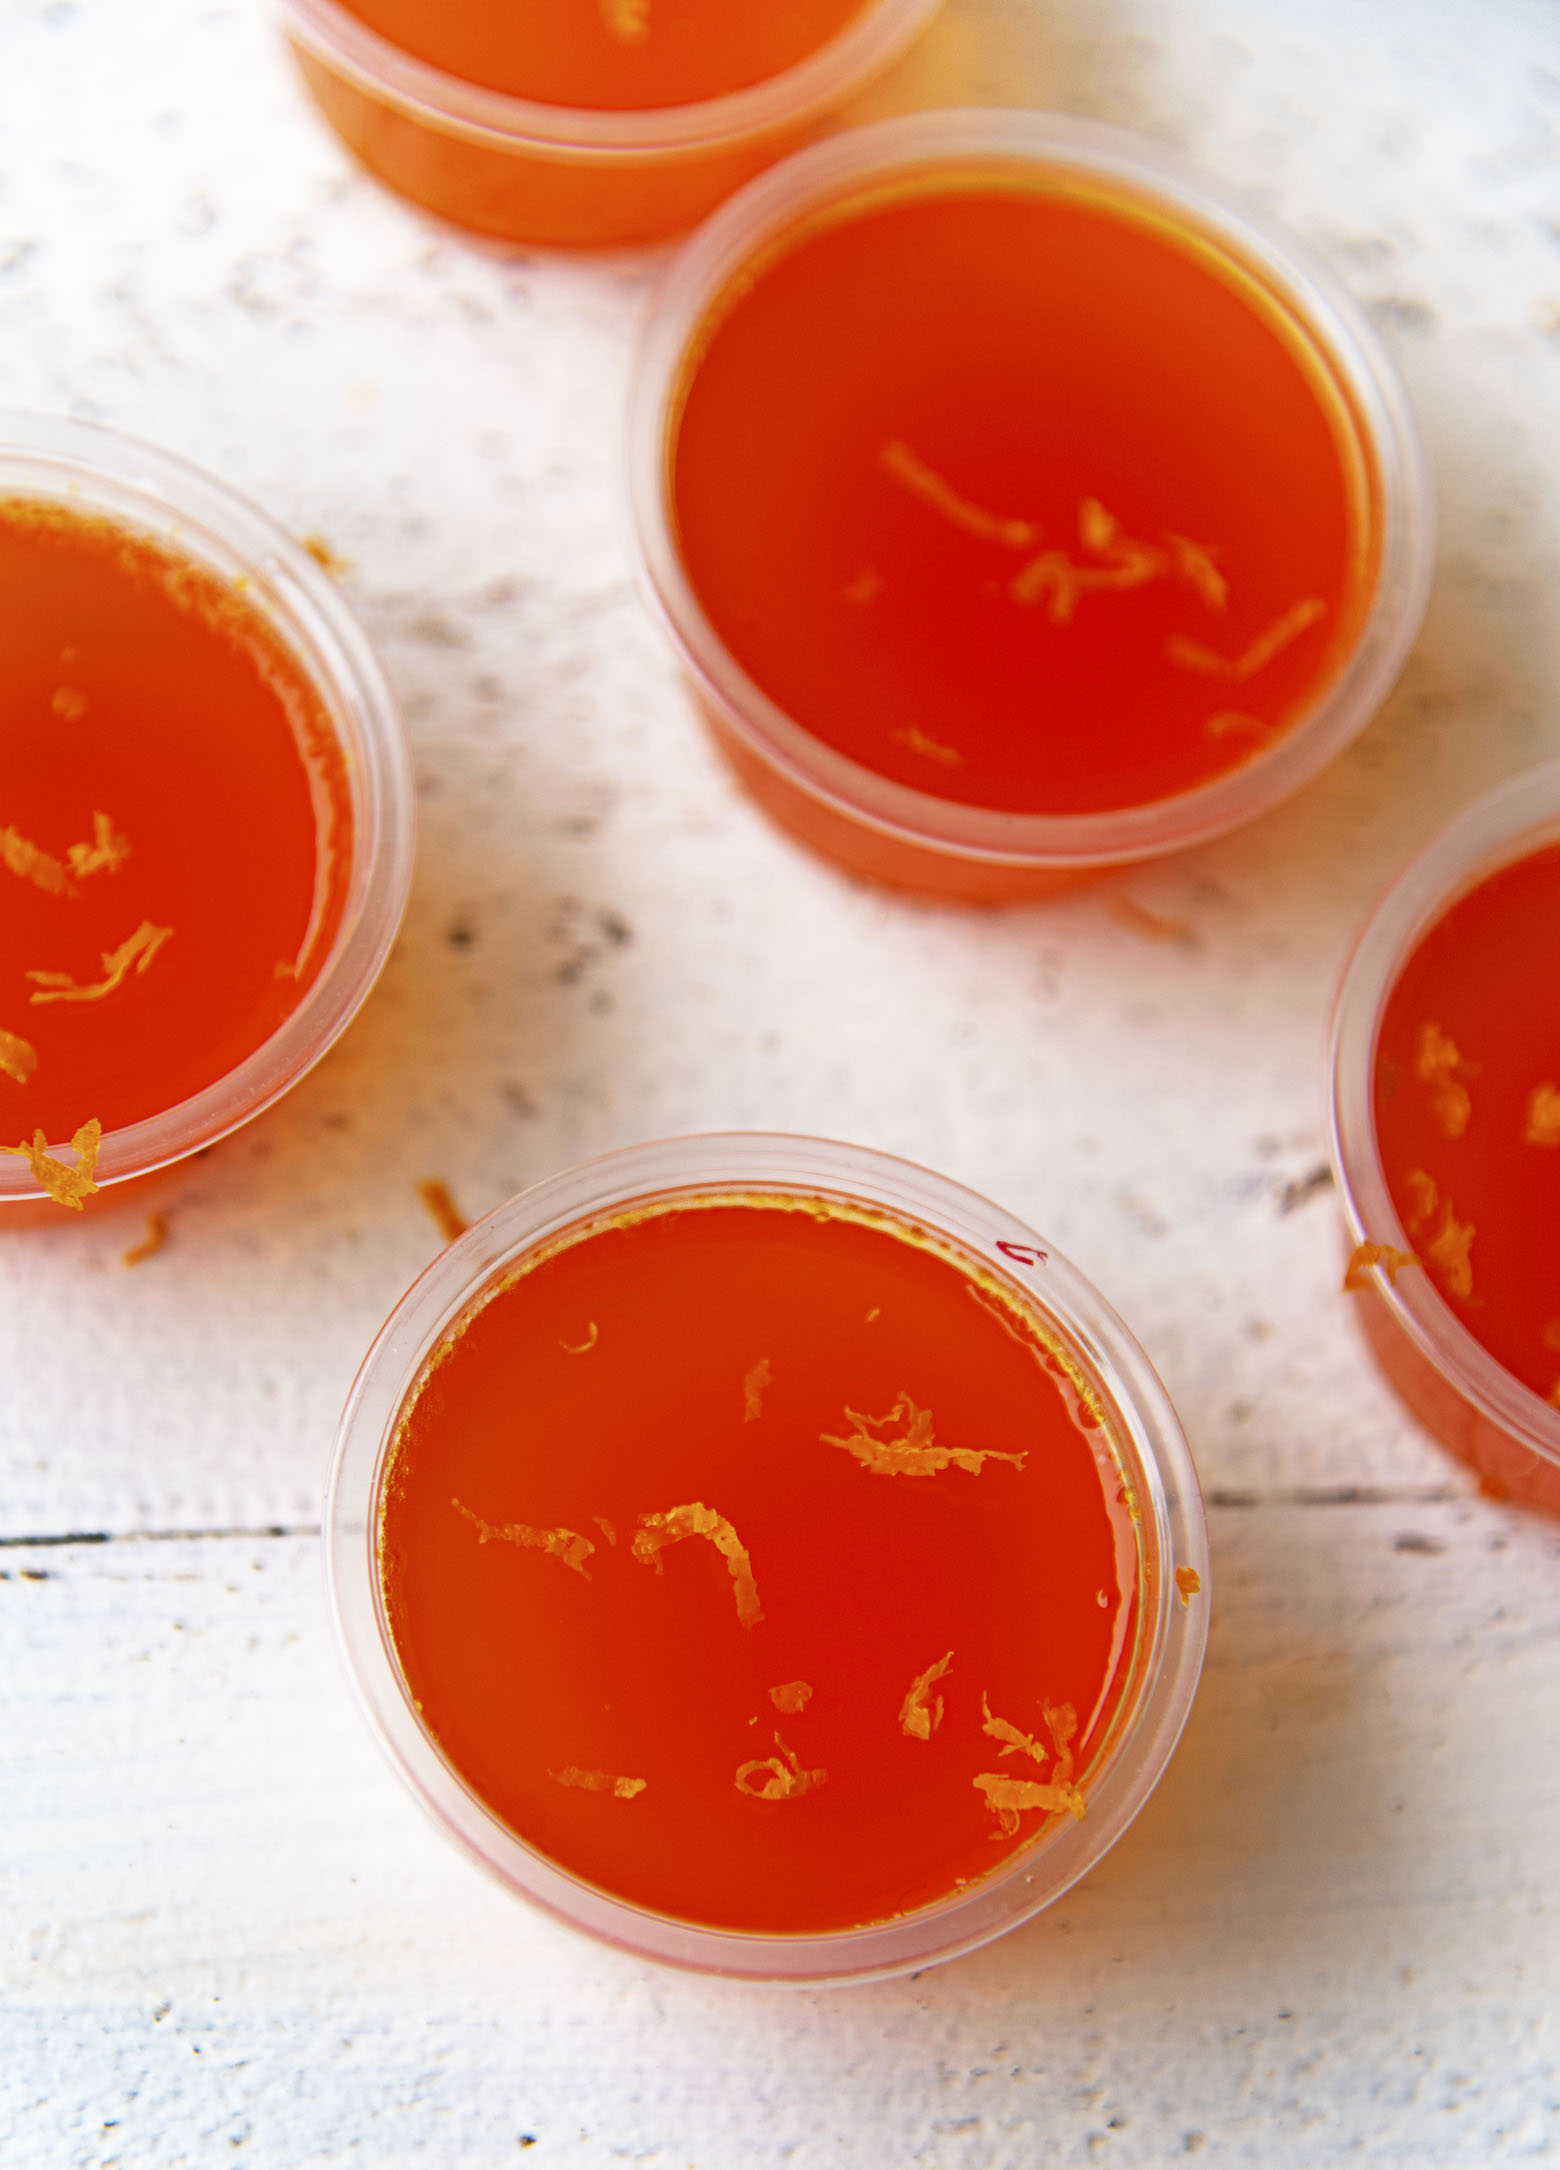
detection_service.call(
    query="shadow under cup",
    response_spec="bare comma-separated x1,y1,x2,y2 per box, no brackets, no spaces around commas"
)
327,1133,1209,1983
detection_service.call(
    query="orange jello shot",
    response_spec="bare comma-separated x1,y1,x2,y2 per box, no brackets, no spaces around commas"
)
630,111,1434,900
328,1135,1208,1982
1331,766,1560,1511
0,414,413,1211
279,0,940,247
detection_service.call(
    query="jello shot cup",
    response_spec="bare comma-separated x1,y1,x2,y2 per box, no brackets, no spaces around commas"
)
0,412,414,1212
630,110,1434,900
328,1132,1209,1982
279,0,941,248
1330,765,1560,1512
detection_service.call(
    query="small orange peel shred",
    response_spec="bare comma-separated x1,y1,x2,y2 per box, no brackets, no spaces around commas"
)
0,1117,102,1209
121,1212,167,1267
734,1732,826,1802
1343,1241,1421,1293
742,1356,772,1422
549,1766,646,1799
451,1497,595,1578
823,1390,1025,1478
27,920,172,1006
0,1026,38,1085
632,1502,763,1627
899,1650,954,1741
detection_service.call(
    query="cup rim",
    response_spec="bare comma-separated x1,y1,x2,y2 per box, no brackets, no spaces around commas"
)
277,0,943,160
628,107,1435,872
326,1130,1209,1984
0,410,416,1201
1327,762,1560,1467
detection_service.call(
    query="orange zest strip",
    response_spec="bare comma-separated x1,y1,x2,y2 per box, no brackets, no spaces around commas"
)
1414,1020,1472,1140
1404,1168,1440,1232
973,1770,1087,1835
1166,595,1326,679
122,1212,167,1267
880,439,1039,550
592,1515,619,1547
65,812,131,880
1,823,78,899
976,1692,1085,1833
562,1321,600,1355
1011,499,1165,622
27,920,173,1006
0,1116,103,1210
743,1356,772,1422
300,533,351,578
600,0,649,41
768,1680,812,1715
451,1497,595,1578
821,1390,1025,1478
891,724,964,768
1175,1565,1201,1607
1343,1241,1421,1292
898,1649,953,1741
1523,1083,1560,1148
0,1026,38,1085
417,1179,469,1244
1425,1202,1475,1301
549,1765,646,1799
734,1732,827,1802
631,1502,763,1626
1164,532,1229,610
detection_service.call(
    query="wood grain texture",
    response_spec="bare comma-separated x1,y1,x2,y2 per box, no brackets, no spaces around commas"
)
2,0,1559,2160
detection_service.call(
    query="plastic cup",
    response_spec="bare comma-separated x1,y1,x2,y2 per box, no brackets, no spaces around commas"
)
0,412,415,1209
278,0,942,248
629,109,1434,902
327,1132,1208,1983
1329,765,1560,1510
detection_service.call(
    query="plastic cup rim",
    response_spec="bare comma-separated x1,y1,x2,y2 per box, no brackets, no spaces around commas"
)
1327,761,1560,1467
627,106,1435,872
326,1129,1209,1984
0,409,416,1202
276,0,944,161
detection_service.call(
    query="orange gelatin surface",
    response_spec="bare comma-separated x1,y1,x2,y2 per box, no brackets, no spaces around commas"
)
0,500,352,1142
671,177,1380,817
380,1194,1144,1935
1374,845,1560,1407
334,0,869,108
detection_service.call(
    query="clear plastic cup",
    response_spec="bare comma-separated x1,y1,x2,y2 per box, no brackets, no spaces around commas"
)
327,1132,1209,1983
0,412,415,1209
629,109,1434,902
278,0,942,248
1329,765,1560,1510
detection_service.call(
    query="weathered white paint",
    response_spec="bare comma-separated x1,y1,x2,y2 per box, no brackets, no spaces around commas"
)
3,0,1559,2160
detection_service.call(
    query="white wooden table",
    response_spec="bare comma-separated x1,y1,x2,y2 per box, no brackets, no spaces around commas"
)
4,1,1560,2161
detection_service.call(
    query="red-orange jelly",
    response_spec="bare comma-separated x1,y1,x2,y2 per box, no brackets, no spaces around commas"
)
671,173,1381,817
1374,844,1560,1408
379,1193,1144,1935
334,0,869,108
0,499,352,1144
